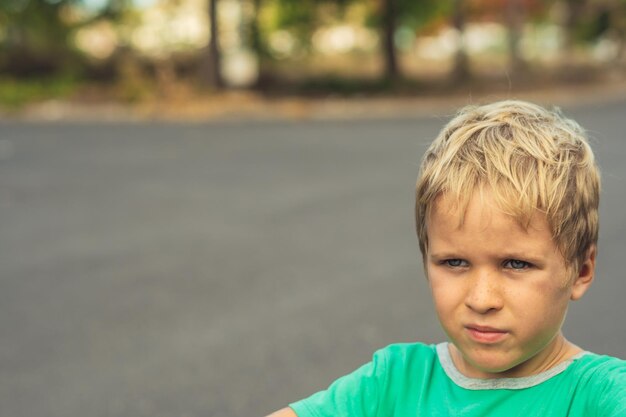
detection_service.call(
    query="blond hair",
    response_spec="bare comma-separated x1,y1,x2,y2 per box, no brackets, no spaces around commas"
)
415,100,600,269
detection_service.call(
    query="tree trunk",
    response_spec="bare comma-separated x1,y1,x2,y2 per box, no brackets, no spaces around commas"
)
250,0,263,55
451,0,470,84
615,1,626,66
203,0,224,89
381,0,400,81
563,0,587,57
563,0,586,64
251,0,270,88
506,0,526,78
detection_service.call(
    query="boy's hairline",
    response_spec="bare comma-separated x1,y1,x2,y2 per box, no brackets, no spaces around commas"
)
417,186,592,277
414,100,600,273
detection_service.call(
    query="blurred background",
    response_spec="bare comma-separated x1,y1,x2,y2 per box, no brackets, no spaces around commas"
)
1,2,626,417
0,0,625,112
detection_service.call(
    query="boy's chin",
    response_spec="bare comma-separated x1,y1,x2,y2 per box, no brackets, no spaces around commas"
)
451,344,530,379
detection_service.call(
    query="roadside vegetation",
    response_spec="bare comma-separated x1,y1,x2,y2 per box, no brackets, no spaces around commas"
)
1,0,625,110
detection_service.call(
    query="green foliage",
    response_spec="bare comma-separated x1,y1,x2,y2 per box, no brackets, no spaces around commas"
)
0,0,133,77
0,0,79,75
294,73,430,95
99,0,136,22
0,0,71,48
296,74,392,94
574,8,611,43
263,0,363,52
0,75,79,109
397,0,451,30
273,0,315,30
363,0,450,32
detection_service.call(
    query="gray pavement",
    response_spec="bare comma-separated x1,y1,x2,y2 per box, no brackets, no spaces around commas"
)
1,100,626,417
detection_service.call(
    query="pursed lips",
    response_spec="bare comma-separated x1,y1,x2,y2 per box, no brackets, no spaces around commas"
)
465,324,508,343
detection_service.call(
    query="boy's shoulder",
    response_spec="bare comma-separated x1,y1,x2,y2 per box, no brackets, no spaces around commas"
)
290,343,626,417
573,350,626,368
371,341,439,370
568,351,626,384
375,341,437,357
378,342,626,372
377,343,626,393
568,352,626,415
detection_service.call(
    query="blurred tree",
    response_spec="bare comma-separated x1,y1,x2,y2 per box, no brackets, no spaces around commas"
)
272,0,318,51
451,0,470,83
468,0,542,77
200,0,224,89
380,0,399,81
611,0,626,65
249,0,447,84
374,0,448,81
559,0,626,66
250,0,354,84
0,0,81,76
250,0,271,86
0,0,134,77
562,0,587,54
506,0,526,77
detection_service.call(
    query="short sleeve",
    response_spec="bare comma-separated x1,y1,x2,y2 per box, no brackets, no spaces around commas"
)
595,358,626,416
289,349,389,417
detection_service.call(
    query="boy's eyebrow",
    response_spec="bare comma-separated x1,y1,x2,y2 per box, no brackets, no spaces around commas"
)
427,252,463,260
428,251,546,263
499,253,546,265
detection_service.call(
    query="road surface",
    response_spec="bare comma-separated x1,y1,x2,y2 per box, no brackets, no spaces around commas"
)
1,99,625,417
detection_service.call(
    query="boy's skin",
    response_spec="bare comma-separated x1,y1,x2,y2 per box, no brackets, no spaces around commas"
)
268,185,596,417
427,188,594,379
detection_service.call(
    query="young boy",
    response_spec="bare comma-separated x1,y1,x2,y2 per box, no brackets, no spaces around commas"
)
268,100,626,417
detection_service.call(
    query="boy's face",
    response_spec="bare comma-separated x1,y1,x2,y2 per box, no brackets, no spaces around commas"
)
425,189,595,379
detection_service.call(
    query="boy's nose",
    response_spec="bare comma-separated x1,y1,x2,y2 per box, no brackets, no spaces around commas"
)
464,270,504,314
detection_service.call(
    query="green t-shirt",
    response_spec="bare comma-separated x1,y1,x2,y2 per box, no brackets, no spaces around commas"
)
290,342,626,417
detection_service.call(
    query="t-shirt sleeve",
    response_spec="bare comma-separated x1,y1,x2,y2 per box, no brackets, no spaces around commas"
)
594,358,626,417
289,348,389,417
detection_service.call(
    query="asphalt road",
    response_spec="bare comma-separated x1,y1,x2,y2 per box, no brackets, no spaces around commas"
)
1,99,626,417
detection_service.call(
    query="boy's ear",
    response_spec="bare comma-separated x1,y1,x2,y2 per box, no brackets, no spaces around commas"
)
570,245,596,301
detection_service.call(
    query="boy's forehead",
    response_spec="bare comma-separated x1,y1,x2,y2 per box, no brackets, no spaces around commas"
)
428,189,550,234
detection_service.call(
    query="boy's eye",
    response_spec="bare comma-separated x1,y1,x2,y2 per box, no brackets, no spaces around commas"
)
444,259,467,267
504,259,530,270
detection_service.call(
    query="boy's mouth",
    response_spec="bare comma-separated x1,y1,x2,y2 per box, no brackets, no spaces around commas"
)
465,325,508,343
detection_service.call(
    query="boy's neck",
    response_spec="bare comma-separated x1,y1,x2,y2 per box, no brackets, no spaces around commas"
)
449,334,583,379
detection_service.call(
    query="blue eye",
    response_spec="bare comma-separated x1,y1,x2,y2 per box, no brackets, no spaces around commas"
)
445,259,466,267
505,259,530,269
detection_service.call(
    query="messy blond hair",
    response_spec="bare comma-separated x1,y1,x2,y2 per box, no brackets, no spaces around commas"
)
415,100,600,270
